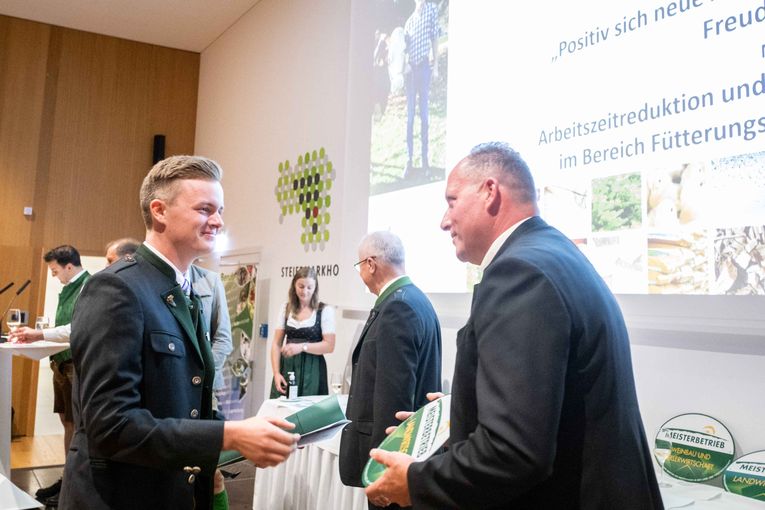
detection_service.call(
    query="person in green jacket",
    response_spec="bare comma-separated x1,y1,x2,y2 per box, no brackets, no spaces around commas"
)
10,244,89,506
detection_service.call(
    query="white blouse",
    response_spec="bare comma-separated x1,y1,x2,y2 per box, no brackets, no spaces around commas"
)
275,302,336,334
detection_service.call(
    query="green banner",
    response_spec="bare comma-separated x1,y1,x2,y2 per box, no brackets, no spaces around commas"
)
218,265,256,413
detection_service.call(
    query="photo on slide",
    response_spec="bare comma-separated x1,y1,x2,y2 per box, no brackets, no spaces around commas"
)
647,231,710,294
646,163,709,229
585,231,645,294
714,226,765,295
591,172,642,233
539,175,591,239
369,0,449,196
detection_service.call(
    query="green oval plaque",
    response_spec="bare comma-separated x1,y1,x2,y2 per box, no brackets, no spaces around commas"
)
657,413,735,482
723,450,765,501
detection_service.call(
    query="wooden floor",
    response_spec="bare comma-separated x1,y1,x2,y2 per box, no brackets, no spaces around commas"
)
11,434,65,469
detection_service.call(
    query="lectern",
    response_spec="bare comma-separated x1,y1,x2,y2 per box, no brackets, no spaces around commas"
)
0,341,68,476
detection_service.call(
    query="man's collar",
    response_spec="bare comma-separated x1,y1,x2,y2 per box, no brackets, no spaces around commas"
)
143,241,188,285
377,274,408,297
66,269,87,285
479,216,534,271
374,275,412,307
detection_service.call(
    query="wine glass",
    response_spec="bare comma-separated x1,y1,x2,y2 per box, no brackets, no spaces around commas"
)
654,436,673,488
330,372,343,395
35,316,50,330
6,308,22,332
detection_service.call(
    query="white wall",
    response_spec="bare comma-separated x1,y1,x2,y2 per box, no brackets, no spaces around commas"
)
195,0,373,413
196,0,765,464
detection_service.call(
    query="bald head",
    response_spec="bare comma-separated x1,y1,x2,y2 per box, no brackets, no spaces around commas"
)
105,238,141,265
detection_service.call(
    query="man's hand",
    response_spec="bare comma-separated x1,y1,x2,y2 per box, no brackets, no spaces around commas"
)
384,392,445,435
213,468,225,495
223,416,298,468
8,327,44,343
365,449,414,507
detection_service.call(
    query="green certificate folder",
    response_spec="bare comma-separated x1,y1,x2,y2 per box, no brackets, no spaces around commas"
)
217,396,348,466
284,395,349,442
362,394,451,486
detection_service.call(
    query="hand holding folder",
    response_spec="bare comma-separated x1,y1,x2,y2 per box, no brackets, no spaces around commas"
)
218,395,349,467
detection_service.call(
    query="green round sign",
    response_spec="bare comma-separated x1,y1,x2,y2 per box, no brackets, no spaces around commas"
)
656,413,735,482
724,450,765,501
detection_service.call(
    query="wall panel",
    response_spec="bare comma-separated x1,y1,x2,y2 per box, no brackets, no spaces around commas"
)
0,17,50,246
43,29,199,250
0,14,200,435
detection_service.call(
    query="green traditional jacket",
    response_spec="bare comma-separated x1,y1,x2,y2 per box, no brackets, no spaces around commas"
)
51,270,90,364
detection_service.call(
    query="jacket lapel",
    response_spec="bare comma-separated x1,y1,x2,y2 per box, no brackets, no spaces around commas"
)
137,244,204,365
161,286,203,364
353,276,414,359
353,308,379,361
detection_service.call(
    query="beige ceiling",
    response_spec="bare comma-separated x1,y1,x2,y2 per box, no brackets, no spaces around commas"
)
0,0,262,52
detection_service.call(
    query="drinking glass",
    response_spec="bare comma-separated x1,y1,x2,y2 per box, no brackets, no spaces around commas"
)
35,316,50,330
6,309,22,332
654,437,673,488
330,372,343,395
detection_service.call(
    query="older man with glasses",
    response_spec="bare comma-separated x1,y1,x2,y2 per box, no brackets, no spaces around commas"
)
339,231,442,510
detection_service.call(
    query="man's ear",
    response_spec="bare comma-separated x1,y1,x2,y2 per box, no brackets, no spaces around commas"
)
149,198,167,229
485,178,501,215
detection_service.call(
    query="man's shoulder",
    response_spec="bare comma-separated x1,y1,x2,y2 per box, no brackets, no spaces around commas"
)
97,253,163,288
189,265,221,292
107,254,139,272
189,264,211,278
384,283,434,314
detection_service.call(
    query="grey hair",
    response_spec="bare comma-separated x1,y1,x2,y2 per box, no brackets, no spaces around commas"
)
359,231,405,268
461,141,537,204
139,155,223,229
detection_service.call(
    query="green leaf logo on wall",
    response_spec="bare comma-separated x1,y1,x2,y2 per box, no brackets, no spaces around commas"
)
274,148,336,251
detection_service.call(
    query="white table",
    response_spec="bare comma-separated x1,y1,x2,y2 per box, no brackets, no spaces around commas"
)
0,471,42,510
0,341,69,477
660,478,765,509
253,395,366,510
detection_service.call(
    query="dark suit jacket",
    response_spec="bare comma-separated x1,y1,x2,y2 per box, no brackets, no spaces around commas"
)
339,279,442,491
408,217,663,509
60,247,224,510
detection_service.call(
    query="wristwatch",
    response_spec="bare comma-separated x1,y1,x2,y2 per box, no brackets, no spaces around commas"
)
302,342,308,352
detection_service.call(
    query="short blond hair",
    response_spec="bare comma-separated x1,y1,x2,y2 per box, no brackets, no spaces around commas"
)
139,155,222,229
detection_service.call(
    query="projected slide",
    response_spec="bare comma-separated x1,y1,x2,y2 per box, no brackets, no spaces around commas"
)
366,0,765,294
368,0,449,195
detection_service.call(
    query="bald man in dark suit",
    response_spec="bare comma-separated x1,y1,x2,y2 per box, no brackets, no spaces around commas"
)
366,143,663,509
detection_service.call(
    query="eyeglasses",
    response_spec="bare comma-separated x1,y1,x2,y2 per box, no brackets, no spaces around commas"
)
353,256,376,272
